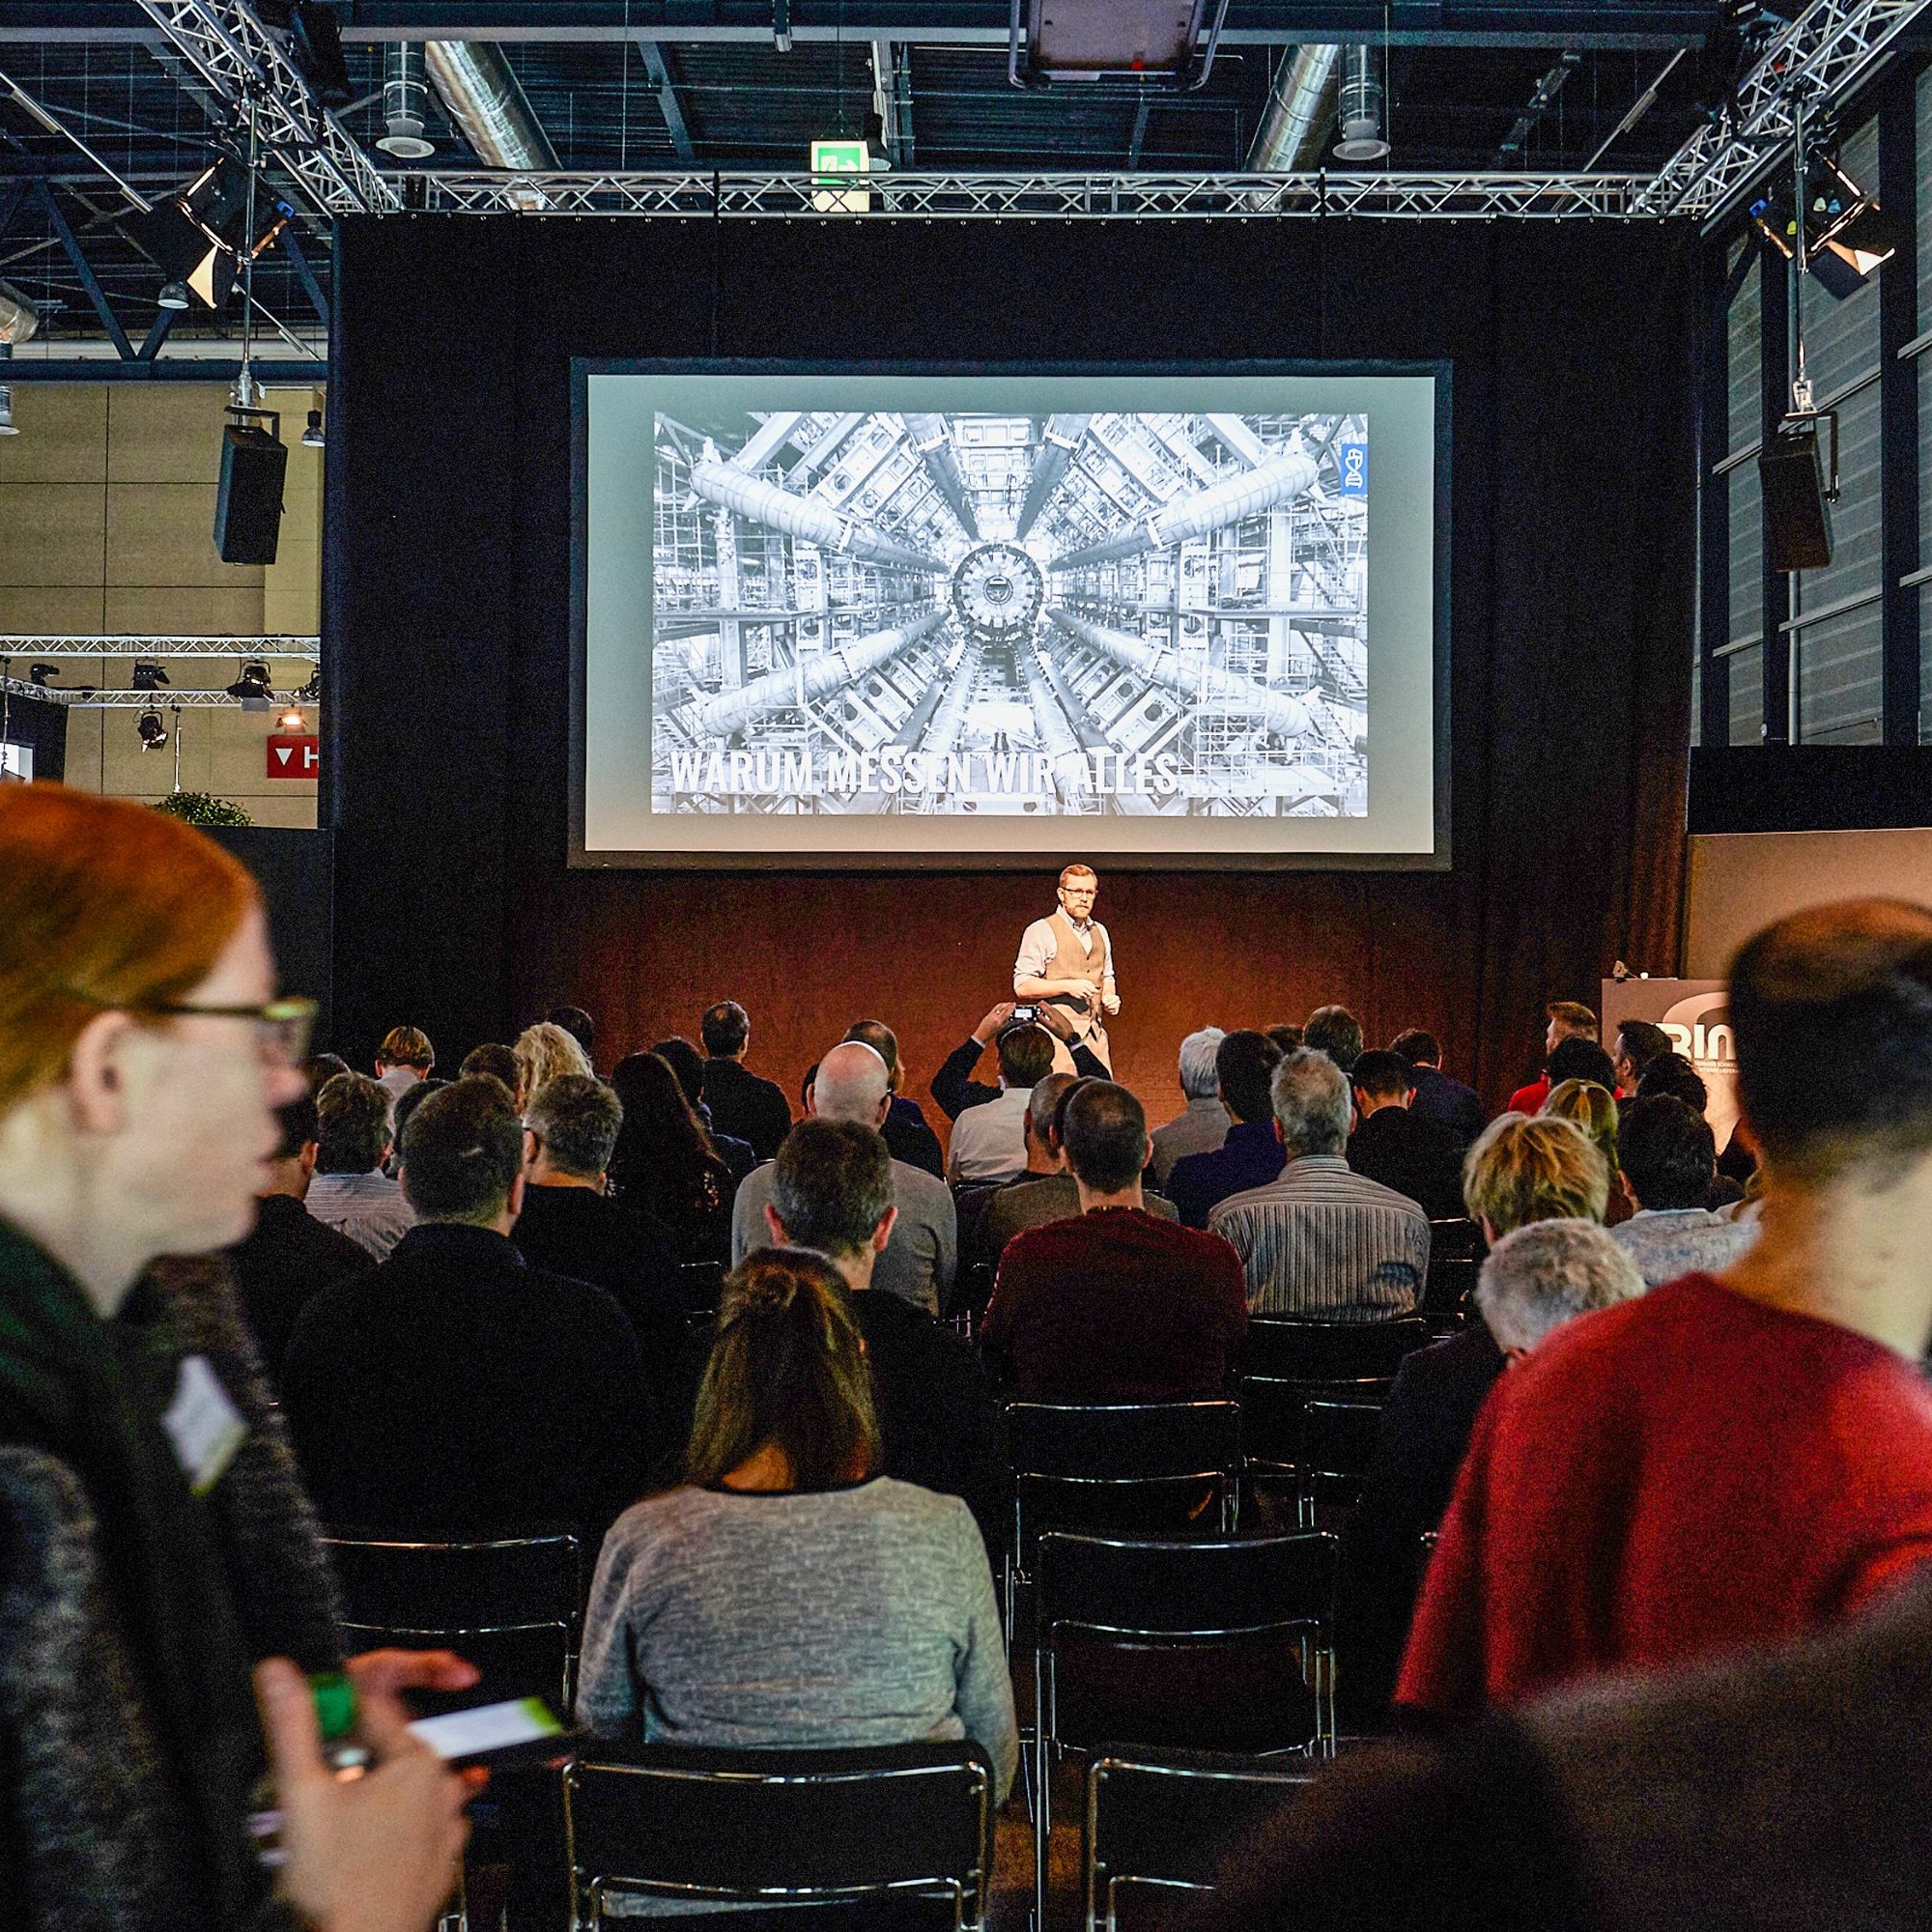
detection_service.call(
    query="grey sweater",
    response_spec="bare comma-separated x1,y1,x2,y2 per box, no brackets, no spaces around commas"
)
578,1478,1016,1804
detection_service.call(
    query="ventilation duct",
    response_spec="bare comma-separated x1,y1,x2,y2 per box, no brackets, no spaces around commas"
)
0,283,40,347
1246,44,1339,171
423,42,559,171
376,43,435,158
1333,44,1389,161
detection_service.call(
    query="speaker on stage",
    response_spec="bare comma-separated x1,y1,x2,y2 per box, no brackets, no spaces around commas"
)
1758,414,1833,574
214,412,288,566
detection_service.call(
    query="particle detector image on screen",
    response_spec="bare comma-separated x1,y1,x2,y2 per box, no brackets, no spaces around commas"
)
648,409,1369,819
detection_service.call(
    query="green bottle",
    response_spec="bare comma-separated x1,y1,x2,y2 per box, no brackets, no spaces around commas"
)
248,1671,372,1868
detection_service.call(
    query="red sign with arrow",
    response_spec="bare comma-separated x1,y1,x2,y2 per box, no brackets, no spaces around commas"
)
267,735,320,779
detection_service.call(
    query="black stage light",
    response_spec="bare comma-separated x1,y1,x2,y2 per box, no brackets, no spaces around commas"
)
131,661,171,690
288,1,353,106
136,709,170,752
224,661,275,706
27,665,58,687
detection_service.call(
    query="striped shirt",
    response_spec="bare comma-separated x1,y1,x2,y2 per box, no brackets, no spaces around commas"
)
1208,1154,1430,1321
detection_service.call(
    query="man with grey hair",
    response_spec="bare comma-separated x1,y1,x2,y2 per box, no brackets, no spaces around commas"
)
731,1039,957,1313
1149,1027,1231,1188
1209,1048,1430,1320
1478,1218,1645,1353
510,1073,687,1381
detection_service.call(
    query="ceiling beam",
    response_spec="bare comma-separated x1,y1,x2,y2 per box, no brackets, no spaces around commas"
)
637,39,695,163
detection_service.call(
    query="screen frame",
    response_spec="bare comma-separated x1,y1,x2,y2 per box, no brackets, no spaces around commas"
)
568,356,1452,872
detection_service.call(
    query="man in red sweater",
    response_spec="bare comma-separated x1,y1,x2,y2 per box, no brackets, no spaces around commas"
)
980,1079,1247,1401
1400,900,1932,1718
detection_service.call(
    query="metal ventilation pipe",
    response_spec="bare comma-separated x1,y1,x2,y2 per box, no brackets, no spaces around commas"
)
1052,443,1319,572
1333,44,1389,161
423,42,559,170
376,44,435,159
1246,44,1339,171
0,284,40,347
691,459,947,574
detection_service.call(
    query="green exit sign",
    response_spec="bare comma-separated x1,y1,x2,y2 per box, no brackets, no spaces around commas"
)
810,137,871,211
810,137,868,176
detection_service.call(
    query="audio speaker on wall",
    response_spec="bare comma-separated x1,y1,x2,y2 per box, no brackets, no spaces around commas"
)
214,420,289,566
1758,419,1833,574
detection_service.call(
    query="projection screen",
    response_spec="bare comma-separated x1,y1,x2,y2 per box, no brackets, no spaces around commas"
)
573,364,1447,868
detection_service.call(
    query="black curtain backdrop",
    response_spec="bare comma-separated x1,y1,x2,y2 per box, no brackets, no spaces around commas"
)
326,215,1696,1114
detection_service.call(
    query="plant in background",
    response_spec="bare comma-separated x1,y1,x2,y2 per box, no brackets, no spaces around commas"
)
154,790,253,828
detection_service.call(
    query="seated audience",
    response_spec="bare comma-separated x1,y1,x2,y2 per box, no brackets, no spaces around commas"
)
307,1069,414,1258
1541,1077,1633,1224
459,1040,526,1110
938,1014,1058,1185
284,1077,654,1540
1462,1112,1610,1243
1391,1027,1487,1145
374,1023,435,1102
545,1002,597,1067
930,1000,1104,1124
1611,1016,1673,1094
733,1041,956,1314
980,1081,1246,1400
1634,1046,1706,1110
1335,1220,1644,1726
762,1120,1006,1558
388,1073,445,1154
1210,1050,1430,1320
1542,1033,1619,1097
648,1035,757,1185
513,1018,593,1105
576,1249,1016,1803
1168,1029,1286,1229
1303,1004,1365,1072
1507,1000,1599,1115
698,999,792,1159
1149,1026,1230,1187
1398,900,1932,1719
1264,1023,1304,1057
844,1017,945,1178
1612,1094,1758,1285
1347,1049,1468,1220
0,785,469,1930
226,1087,374,1379
511,1072,688,1379
302,1049,351,1090
608,1050,737,1263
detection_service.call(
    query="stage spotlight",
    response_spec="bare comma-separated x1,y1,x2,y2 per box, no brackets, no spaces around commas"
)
1822,200,1908,279
302,408,326,448
136,709,170,752
225,662,274,709
27,665,58,687
276,704,307,731
293,670,321,702
157,277,191,311
287,0,353,107
131,661,171,691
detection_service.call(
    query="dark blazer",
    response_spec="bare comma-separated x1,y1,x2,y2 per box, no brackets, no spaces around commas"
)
1348,1105,1469,1221
281,1223,654,1542
883,1095,945,1178
1408,1065,1488,1146
700,1058,793,1160
1168,1119,1287,1229
225,1191,374,1384
1335,1323,1505,1727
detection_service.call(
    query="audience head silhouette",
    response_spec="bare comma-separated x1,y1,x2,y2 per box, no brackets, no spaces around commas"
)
397,1075,524,1225
514,1020,593,1102
316,1070,392,1176
1545,1000,1598,1054
1637,1050,1709,1113
1613,1017,1672,1089
647,1036,707,1107
1546,1035,1617,1093
1542,1078,1621,1186
1618,1094,1716,1210
459,1041,524,1107
1271,1048,1351,1157
376,1024,434,1073
1350,1049,1416,1106
1177,1027,1226,1100
1463,1113,1608,1236
810,1040,892,1125
701,1000,753,1060
525,1072,622,1182
770,1118,894,1262
1025,1069,1079,1159
545,1003,595,1060
1061,1080,1150,1194
996,1024,1056,1090
1215,1030,1281,1124
842,1019,903,1092
1304,1005,1364,1072
1389,1028,1442,1068
1475,1217,1644,1352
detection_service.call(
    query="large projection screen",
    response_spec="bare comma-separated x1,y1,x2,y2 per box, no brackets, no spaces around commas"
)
574,364,1447,869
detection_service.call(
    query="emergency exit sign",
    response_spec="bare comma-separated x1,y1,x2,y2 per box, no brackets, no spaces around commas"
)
267,734,319,779
810,137,869,213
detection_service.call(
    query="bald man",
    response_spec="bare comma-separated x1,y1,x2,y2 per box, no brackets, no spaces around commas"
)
729,1040,958,1314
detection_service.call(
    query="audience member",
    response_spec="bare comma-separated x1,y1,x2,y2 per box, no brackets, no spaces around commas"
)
1611,1016,1673,1094
1264,1023,1304,1057
1398,900,1932,1719
301,1049,351,1090
1336,1220,1645,1726
1168,1030,1285,1229
938,1014,1058,1185
1540,1077,1633,1224
608,1050,737,1263
732,1042,956,1314
388,1073,445,1154
1390,1027,1487,1146
698,999,792,1159
577,1249,1016,1803
931,1000,1104,1124
545,1002,597,1066
844,1018,946,1178
1636,1048,1707,1111
0,785,469,1931
308,1070,414,1258
648,1035,757,1185
981,1081,1246,1400
1303,1004,1365,1072
459,1041,526,1110
1507,1000,1599,1115
226,1086,374,1379
1210,1050,1430,1320
510,1072,688,1382
1611,1094,1758,1285
374,1023,435,1101
1149,1026,1230,1186
763,1120,1006,1557
284,1077,654,1540
513,1018,593,1105
1347,1049,1468,1220
1461,1112,1609,1241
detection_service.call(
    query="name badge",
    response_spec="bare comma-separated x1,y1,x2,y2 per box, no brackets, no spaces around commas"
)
161,1354,248,1495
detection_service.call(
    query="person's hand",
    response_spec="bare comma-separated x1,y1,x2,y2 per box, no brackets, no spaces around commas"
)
345,1649,480,1705
1063,978,1098,1003
255,1657,469,1932
1101,993,1121,1017
1034,1003,1074,1041
973,1002,1018,1044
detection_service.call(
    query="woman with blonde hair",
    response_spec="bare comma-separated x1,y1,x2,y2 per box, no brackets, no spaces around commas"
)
512,1018,593,1104
577,1248,1016,1799
1462,1112,1609,1241
1541,1078,1634,1225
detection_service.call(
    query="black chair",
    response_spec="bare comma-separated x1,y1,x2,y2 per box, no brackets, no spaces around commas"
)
1242,1316,1430,1384
1085,1749,1316,1932
1423,1220,1487,1325
1295,1400,1385,1526
678,1259,726,1316
1237,1375,1392,1518
321,1532,582,1709
563,1742,994,1928
1032,1532,1339,1929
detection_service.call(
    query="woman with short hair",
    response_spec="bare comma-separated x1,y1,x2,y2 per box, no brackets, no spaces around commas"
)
1462,1112,1609,1241
577,1249,1016,1798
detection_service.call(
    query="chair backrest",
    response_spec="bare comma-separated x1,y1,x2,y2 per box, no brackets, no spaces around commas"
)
1036,1531,1337,1637
1238,1376,1391,1471
677,1260,725,1315
1242,1317,1430,1383
1426,1217,1486,1263
564,1743,992,1927
1086,1751,1315,1932
1008,1401,1242,1540
1296,1400,1385,1519
1422,1254,1481,1317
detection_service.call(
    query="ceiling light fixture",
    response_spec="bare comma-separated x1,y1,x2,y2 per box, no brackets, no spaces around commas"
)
136,709,169,752
131,661,171,691
302,408,326,448
377,43,437,157
225,661,274,709
276,704,307,731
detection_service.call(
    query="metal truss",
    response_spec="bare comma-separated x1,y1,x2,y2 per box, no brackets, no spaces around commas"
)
130,0,398,214
1634,0,1932,220
1,681,309,708
403,168,1656,220
0,635,320,659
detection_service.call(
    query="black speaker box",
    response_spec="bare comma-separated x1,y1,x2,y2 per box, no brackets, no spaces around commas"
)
1759,424,1833,573
214,421,288,566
